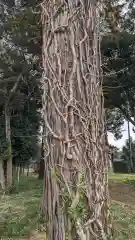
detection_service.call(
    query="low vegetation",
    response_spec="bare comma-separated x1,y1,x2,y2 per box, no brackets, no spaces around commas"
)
0,174,135,239
0,176,45,240
109,173,135,182
112,202,135,240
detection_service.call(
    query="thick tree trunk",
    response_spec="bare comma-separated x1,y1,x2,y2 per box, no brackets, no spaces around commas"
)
5,100,12,186
42,1,112,239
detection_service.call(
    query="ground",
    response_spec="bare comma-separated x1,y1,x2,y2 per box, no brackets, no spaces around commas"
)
0,174,135,239
109,173,135,239
0,176,46,240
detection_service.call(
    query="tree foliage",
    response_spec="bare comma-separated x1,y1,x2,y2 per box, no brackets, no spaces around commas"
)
121,137,135,170
102,0,135,128
0,0,42,166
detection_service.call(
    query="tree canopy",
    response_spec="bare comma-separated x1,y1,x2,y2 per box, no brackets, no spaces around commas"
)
103,0,135,129
0,0,42,166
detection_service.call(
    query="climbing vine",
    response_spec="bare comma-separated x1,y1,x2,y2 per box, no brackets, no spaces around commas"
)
41,0,112,239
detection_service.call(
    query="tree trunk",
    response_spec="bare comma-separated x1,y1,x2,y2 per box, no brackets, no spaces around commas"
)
38,125,45,180
38,157,44,179
17,166,20,183
0,160,5,190
42,1,112,239
27,164,29,177
5,100,12,186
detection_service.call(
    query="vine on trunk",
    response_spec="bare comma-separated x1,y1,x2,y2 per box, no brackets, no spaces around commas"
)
41,0,112,239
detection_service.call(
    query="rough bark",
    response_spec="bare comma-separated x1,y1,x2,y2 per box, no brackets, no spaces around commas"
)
5,99,12,186
42,0,112,239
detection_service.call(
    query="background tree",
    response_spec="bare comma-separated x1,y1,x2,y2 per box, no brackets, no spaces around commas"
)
121,137,135,171
106,109,124,139
0,0,42,185
102,0,135,127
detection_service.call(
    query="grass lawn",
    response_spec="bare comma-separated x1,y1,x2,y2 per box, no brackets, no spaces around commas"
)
0,176,45,240
112,202,135,240
109,172,135,239
0,173,135,239
109,172,135,182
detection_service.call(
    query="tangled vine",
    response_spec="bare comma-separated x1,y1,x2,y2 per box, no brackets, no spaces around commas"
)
41,0,112,239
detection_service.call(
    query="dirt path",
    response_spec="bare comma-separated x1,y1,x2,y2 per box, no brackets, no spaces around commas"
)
109,181,135,205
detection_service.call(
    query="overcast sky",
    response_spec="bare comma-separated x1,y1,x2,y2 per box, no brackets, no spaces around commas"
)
108,121,135,149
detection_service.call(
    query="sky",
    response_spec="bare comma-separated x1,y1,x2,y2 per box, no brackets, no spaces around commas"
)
108,121,135,149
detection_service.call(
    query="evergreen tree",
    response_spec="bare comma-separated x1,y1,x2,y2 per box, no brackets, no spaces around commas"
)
121,138,135,171
0,0,42,185
102,0,135,127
